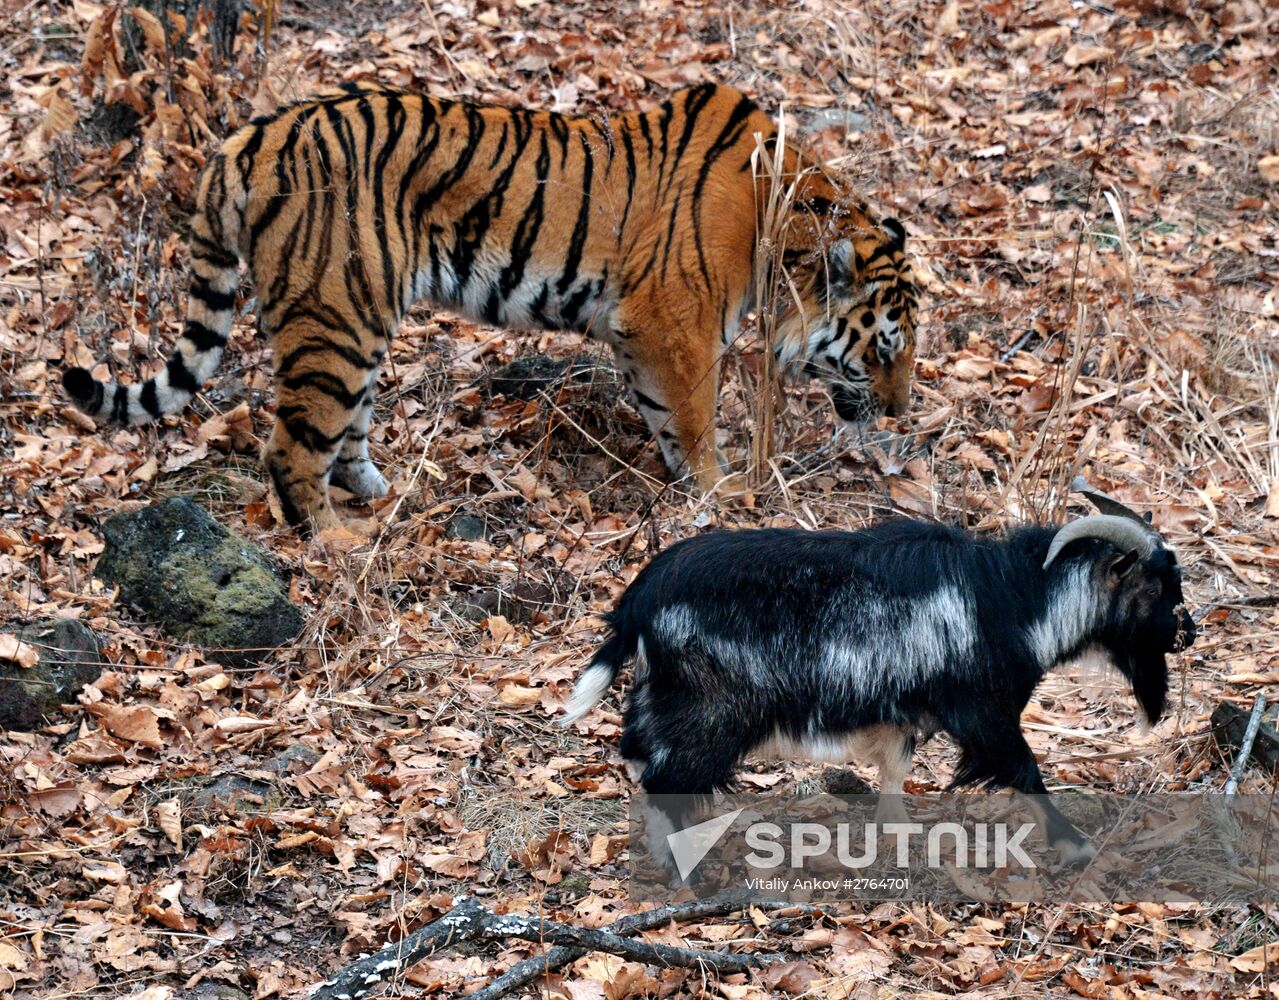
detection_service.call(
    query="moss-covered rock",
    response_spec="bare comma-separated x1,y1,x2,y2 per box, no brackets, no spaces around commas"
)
95,497,303,666
0,618,102,731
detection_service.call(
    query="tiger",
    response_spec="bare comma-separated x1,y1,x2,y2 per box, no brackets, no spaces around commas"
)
63,83,919,532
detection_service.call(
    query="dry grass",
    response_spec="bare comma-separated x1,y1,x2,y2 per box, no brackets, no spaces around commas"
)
2,0,1278,995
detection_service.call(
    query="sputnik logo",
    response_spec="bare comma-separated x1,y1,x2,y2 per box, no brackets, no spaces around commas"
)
666,808,744,881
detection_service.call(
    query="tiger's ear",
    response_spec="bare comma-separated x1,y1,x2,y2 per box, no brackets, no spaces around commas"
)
883,217,906,251
828,238,857,295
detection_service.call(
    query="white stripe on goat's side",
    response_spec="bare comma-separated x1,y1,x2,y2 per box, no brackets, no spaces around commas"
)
821,586,977,699
652,586,977,699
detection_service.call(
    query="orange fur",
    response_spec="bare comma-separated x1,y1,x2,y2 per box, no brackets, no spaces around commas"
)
64,83,918,531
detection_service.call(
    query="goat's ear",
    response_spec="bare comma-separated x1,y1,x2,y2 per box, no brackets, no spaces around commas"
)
1142,511,1153,524
1109,550,1140,579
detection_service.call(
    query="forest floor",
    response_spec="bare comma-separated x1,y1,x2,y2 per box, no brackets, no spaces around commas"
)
1,0,1277,997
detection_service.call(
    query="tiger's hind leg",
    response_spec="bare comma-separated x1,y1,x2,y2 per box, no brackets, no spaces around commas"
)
329,372,389,500
264,322,380,532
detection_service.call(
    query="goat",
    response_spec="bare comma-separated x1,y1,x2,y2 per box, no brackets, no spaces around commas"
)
562,482,1196,867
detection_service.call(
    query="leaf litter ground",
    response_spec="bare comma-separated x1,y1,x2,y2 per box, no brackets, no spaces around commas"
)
1,0,1277,997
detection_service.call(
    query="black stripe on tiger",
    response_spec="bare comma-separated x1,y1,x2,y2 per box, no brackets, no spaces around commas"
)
451,109,533,294
663,84,716,199
556,129,595,297
496,131,551,300
372,95,407,317
188,282,235,313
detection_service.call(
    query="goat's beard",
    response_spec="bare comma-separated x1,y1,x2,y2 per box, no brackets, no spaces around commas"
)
1117,650,1169,726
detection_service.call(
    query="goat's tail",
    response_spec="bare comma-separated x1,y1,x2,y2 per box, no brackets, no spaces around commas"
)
62,152,244,426
561,614,637,724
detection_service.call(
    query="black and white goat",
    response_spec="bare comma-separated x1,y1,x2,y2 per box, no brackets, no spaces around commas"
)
562,483,1196,864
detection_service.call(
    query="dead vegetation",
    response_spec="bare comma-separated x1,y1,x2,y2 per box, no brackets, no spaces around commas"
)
1,0,1278,996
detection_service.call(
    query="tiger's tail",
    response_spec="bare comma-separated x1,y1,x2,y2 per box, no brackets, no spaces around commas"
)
63,152,246,426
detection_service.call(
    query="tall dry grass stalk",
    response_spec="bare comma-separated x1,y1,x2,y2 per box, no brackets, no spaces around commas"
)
747,111,799,490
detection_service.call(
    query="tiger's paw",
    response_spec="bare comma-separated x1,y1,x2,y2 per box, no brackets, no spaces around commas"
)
331,461,390,499
711,473,753,506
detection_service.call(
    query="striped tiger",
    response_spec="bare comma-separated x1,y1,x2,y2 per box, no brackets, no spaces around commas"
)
63,83,919,531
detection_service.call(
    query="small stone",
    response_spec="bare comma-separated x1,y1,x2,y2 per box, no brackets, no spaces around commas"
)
190,773,274,813
446,514,488,542
0,618,102,731
484,354,616,401
187,982,252,1000
822,767,874,795
95,497,303,667
262,743,321,774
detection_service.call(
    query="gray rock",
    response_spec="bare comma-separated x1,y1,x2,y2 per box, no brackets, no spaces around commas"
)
261,742,321,775
449,577,565,626
796,107,872,135
0,618,102,731
189,773,275,814
484,353,619,401
184,981,252,1000
95,497,303,667
446,514,488,541
822,767,874,795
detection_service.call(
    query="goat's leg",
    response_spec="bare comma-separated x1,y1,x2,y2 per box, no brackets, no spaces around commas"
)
636,741,740,887
860,724,913,826
949,720,1095,866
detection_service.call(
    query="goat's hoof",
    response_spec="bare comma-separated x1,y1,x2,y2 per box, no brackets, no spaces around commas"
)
667,869,702,891
1053,839,1098,870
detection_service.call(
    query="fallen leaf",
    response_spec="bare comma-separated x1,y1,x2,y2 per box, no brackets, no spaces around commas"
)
90,704,164,748
1232,941,1279,973
486,614,516,644
213,715,276,734
30,784,80,817
156,798,182,850
499,683,540,706
0,942,31,972
0,633,39,668
1063,44,1113,67
141,880,196,932
759,961,822,994
83,860,129,884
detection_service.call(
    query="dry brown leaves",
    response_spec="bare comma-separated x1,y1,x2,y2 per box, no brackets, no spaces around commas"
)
2,0,1277,997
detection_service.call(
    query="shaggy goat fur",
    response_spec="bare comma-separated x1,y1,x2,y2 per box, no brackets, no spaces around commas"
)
565,520,1195,864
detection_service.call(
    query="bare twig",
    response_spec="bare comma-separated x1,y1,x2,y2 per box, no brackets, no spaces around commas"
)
470,893,801,1000
308,894,787,1000
1226,694,1269,801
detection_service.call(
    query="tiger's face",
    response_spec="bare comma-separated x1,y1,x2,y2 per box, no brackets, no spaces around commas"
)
797,218,918,424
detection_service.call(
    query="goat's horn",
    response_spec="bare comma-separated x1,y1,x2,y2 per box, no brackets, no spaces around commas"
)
1070,476,1153,527
1043,514,1157,570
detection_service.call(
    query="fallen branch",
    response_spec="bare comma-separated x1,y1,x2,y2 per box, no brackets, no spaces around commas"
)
1225,693,1269,801
309,893,791,1000
471,893,803,1000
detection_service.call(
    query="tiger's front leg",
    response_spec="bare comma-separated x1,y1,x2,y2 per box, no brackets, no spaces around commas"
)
612,334,729,497
329,371,390,500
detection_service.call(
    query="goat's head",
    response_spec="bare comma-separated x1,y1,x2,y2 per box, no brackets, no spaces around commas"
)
1043,481,1196,724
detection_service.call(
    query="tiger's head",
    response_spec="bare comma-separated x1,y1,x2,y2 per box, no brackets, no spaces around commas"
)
777,215,918,424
